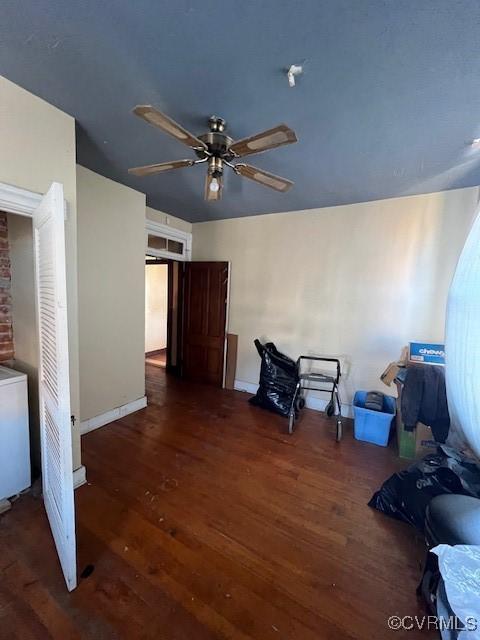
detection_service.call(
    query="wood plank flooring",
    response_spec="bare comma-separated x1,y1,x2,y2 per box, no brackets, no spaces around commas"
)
145,349,167,368
0,364,432,639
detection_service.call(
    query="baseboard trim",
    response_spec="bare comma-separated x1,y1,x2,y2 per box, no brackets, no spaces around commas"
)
80,396,148,436
0,498,12,514
233,379,258,394
233,379,353,418
73,465,87,489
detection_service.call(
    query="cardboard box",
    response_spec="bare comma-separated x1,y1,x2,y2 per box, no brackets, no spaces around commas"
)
409,342,445,366
225,333,238,390
415,422,437,456
380,362,401,387
380,347,408,387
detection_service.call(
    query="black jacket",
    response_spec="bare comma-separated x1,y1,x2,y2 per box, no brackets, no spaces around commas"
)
401,365,450,442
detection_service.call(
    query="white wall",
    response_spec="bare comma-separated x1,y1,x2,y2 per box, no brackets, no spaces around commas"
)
146,206,192,234
145,264,168,353
193,186,479,409
0,76,81,470
77,165,146,422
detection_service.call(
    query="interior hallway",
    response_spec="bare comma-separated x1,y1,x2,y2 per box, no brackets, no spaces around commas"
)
0,364,431,639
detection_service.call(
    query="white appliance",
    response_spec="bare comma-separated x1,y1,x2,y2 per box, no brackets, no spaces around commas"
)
0,365,31,500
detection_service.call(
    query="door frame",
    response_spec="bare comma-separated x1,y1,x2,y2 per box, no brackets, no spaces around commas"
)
0,181,42,216
222,262,231,388
0,181,83,484
145,219,192,376
144,219,231,387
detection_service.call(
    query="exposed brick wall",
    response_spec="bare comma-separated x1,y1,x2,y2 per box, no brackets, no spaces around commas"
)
0,213,14,362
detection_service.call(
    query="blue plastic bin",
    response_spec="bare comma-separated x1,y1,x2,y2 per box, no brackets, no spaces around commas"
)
353,391,396,446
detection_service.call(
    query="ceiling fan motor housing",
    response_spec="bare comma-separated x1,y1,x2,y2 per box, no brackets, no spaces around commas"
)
195,116,235,163
208,116,226,132
207,156,223,178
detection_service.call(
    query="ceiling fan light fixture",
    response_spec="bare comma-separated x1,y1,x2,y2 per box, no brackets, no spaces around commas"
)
205,156,223,201
205,172,223,201
130,108,297,200
209,177,220,193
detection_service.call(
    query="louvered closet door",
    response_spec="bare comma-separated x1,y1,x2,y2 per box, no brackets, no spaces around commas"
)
34,183,76,591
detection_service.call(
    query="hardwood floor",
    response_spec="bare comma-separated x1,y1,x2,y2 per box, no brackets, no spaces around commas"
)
145,349,167,368
0,364,432,639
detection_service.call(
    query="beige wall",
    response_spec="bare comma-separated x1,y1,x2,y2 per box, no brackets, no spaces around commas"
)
0,76,81,469
146,206,192,234
77,165,146,421
145,264,168,353
193,186,479,409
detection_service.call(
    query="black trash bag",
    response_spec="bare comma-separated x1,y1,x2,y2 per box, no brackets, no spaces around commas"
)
249,339,298,417
368,446,480,531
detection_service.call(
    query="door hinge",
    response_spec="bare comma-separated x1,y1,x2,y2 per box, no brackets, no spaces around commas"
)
71,415,76,427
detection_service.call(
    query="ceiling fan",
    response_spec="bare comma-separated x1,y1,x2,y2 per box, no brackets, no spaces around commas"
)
128,106,298,201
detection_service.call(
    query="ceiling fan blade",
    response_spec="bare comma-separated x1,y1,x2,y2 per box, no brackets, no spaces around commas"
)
133,105,207,150
228,124,297,158
235,164,293,192
205,172,222,201
128,159,194,176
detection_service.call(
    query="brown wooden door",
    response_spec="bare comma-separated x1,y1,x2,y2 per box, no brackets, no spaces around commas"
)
182,261,228,386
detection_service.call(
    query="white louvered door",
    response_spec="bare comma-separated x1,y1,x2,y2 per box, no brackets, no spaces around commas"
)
33,183,77,591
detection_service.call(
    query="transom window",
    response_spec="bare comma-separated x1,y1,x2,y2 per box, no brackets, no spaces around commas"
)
145,220,191,261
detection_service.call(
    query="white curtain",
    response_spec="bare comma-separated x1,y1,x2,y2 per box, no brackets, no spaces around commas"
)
445,207,480,457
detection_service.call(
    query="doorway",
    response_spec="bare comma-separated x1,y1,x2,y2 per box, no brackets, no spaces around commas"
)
144,217,230,387
144,255,230,387
145,257,184,375
2,212,40,475
0,181,76,592
145,261,168,368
